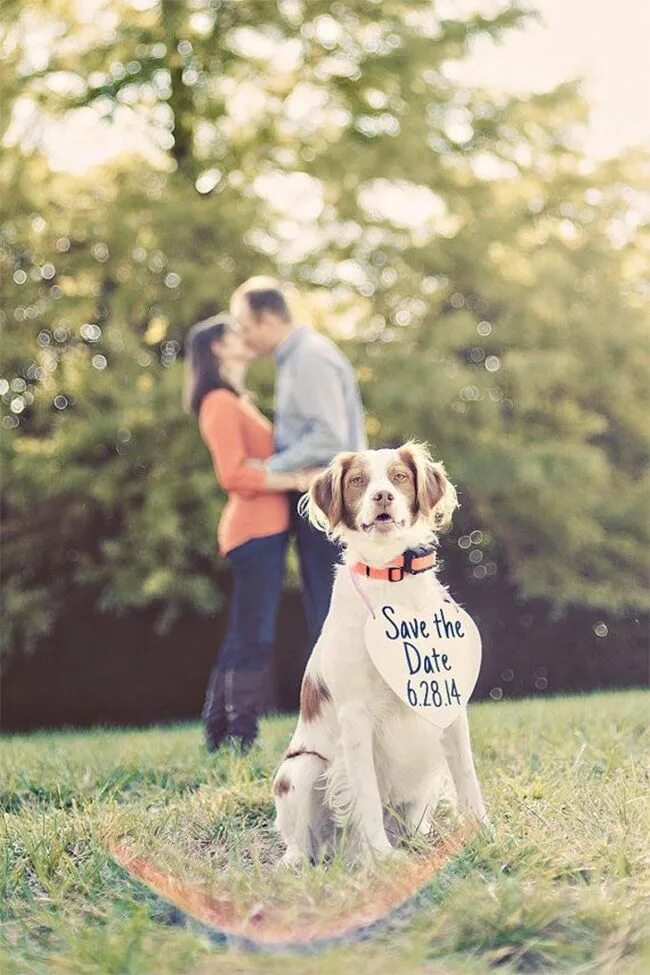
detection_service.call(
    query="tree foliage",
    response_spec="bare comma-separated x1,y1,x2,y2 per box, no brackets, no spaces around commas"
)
1,0,648,658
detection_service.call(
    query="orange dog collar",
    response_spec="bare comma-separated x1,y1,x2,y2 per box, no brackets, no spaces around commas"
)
351,549,437,583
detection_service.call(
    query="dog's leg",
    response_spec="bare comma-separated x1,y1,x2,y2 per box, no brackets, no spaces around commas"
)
338,703,393,858
405,790,437,837
442,710,487,825
401,767,447,838
274,753,329,867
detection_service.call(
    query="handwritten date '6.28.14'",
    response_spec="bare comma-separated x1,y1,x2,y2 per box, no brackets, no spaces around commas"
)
406,677,462,709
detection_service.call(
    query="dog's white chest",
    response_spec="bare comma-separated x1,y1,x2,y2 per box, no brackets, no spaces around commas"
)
374,706,445,799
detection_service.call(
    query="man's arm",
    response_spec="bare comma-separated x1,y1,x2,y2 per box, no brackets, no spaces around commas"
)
265,357,351,473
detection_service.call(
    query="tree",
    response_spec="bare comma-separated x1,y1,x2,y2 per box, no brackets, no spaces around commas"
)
1,0,648,662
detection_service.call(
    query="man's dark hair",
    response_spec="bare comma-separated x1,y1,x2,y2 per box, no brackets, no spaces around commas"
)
245,287,291,322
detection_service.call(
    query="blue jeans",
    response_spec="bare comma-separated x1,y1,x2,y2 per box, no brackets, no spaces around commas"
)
217,532,289,672
290,492,342,645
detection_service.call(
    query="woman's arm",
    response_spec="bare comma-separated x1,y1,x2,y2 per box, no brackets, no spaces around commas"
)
199,391,302,495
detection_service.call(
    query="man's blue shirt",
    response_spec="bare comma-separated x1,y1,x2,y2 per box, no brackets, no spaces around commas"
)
265,325,367,472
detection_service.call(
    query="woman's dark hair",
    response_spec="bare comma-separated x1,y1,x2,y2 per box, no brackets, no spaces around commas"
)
184,314,238,415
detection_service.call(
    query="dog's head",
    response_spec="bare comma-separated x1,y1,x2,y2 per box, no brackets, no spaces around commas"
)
306,442,458,559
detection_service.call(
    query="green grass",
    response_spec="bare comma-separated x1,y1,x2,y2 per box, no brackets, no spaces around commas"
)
1,691,649,974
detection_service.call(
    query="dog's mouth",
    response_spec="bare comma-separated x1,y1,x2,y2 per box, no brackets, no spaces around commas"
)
361,512,403,534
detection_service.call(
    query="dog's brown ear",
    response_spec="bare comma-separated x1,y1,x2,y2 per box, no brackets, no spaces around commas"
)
308,452,356,534
399,441,457,526
421,463,446,516
311,467,342,527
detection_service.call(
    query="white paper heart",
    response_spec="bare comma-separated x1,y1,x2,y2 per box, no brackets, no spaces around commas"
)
365,596,482,729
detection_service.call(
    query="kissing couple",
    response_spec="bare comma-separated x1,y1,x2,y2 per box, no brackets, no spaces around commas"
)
185,276,366,750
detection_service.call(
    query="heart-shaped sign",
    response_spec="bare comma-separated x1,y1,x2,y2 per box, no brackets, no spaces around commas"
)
365,596,482,729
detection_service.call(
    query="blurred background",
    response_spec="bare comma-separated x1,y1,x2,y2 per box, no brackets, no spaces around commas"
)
1,0,648,731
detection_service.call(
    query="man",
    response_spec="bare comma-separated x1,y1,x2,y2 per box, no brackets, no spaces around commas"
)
231,276,367,643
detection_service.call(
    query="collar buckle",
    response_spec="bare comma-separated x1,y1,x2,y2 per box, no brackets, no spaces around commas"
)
387,565,405,582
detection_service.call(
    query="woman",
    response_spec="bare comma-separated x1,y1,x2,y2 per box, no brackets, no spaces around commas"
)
185,315,308,751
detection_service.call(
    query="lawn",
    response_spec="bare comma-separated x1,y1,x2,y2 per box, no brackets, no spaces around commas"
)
1,690,649,974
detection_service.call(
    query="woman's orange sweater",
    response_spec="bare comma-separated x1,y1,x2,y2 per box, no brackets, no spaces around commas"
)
198,389,289,555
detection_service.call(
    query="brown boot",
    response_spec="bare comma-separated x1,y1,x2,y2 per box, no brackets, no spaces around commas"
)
224,669,271,749
201,667,227,752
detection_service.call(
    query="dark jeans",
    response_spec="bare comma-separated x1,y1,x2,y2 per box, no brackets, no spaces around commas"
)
215,502,340,674
217,532,289,672
289,491,342,645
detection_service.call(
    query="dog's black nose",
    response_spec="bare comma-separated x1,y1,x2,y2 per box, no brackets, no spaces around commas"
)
373,489,394,504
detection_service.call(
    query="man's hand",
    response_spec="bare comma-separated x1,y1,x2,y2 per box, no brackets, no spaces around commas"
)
294,468,325,493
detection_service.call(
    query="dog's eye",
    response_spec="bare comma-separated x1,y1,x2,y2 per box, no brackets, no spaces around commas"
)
349,475,366,486
393,472,408,482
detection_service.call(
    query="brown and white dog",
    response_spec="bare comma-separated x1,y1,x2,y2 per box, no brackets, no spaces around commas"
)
273,442,487,866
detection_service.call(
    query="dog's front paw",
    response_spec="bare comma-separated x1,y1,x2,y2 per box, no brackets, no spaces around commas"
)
361,837,400,864
278,846,307,870
458,804,489,831
368,845,412,871
455,793,488,827
471,800,489,827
